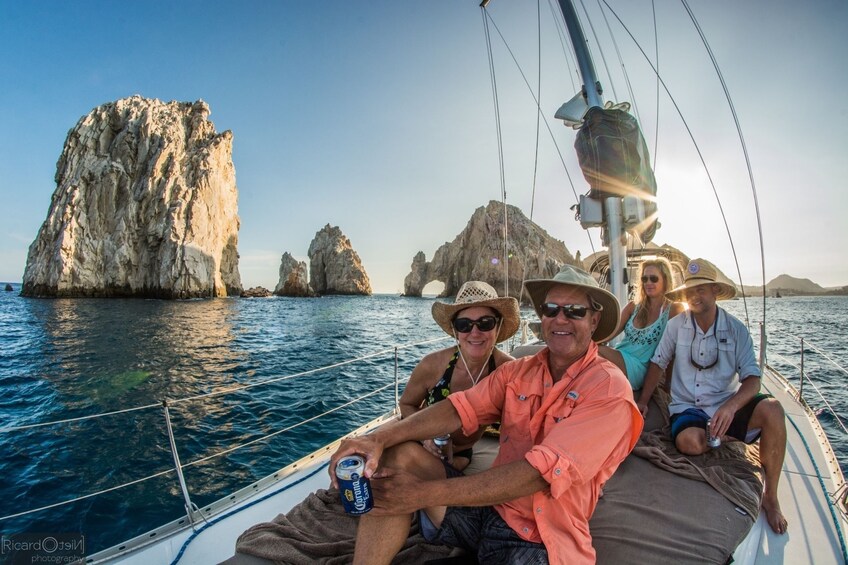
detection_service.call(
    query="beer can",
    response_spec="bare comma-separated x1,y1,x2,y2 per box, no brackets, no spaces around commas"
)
434,434,453,462
336,455,373,515
706,419,721,448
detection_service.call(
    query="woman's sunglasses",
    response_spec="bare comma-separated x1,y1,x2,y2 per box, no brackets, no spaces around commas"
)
641,275,660,283
452,316,499,333
539,303,592,319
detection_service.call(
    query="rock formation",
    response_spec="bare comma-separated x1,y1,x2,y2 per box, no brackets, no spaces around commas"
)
274,252,315,297
241,286,272,298
404,201,576,300
21,95,242,298
308,225,371,295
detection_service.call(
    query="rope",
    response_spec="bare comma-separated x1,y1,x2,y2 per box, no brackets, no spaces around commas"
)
169,462,331,565
0,383,402,523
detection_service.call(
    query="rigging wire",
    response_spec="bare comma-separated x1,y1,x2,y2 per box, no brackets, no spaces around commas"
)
547,0,579,93
517,0,544,304
480,5,510,297
651,0,660,167
577,0,618,102
482,8,597,258
680,0,765,330
590,0,642,125
599,0,751,327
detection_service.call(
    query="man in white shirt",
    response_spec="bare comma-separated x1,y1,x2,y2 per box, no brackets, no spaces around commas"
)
637,258,788,534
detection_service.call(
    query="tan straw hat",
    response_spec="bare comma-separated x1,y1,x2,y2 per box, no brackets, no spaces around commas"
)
524,265,620,343
431,281,521,343
665,258,738,302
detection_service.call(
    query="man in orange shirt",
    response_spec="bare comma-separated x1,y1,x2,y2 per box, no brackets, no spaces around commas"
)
329,266,642,564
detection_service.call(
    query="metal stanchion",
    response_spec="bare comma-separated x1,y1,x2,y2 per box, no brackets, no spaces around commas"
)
163,399,196,525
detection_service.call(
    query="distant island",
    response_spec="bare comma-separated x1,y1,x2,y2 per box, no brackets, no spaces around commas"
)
741,274,848,297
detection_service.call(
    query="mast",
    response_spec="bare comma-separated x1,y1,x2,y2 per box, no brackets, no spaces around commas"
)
557,0,629,312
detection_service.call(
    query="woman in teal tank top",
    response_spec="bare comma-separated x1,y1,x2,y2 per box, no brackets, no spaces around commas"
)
599,258,685,390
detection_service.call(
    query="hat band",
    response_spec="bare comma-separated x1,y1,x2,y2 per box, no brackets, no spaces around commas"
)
683,276,718,285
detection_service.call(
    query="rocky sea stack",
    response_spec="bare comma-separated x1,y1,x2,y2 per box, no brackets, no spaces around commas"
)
404,201,576,300
274,252,315,297
308,225,371,295
21,96,242,298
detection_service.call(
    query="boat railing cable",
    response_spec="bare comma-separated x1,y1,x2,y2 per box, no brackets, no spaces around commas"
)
767,333,848,437
0,383,399,524
0,336,450,435
771,351,848,435
0,337,449,525
180,383,394,470
0,467,176,522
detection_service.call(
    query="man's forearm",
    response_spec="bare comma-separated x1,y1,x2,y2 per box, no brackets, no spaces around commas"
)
375,459,547,513
375,399,464,449
722,376,761,413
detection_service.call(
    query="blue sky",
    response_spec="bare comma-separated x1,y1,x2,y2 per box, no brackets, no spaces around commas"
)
1,0,846,293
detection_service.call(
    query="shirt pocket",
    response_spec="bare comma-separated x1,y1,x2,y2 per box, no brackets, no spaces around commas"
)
546,393,580,428
501,385,540,442
717,336,736,352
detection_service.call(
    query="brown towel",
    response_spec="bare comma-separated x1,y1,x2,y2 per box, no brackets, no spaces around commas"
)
234,488,453,564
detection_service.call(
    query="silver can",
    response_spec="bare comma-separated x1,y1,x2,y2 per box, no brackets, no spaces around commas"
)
706,419,721,448
434,434,453,462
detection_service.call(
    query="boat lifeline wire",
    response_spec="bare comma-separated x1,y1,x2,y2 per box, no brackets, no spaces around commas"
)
0,337,451,524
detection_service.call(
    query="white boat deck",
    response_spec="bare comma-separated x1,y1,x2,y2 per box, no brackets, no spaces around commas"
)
89,366,848,565
732,366,848,564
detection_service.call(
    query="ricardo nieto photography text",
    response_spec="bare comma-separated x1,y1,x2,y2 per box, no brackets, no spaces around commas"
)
1,533,85,564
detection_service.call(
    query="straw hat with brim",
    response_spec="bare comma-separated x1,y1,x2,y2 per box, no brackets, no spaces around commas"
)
431,281,521,343
665,258,738,302
524,265,620,343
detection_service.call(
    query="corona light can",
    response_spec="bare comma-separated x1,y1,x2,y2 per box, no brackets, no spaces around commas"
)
336,455,373,515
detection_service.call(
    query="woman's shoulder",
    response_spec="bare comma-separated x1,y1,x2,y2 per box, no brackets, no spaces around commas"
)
493,348,516,365
419,346,455,367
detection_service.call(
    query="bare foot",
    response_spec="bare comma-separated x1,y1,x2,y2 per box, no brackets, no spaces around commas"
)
762,496,788,534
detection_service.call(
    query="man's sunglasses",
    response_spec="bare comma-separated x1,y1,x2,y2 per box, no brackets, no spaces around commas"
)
641,275,660,283
539,303,594,320
452,316,500,333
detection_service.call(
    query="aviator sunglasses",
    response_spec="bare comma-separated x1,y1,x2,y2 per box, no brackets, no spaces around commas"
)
641,275,660,283
452,315,500,333
539,303,594,320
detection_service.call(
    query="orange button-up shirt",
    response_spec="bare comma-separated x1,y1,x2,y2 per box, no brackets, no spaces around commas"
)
449,342,642,565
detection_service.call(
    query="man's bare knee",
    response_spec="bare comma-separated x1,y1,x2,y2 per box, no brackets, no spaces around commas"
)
676,430,706,455
751,398,785,430
382,441,446,479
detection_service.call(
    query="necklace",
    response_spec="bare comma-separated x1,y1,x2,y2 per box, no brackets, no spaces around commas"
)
457,347,493,386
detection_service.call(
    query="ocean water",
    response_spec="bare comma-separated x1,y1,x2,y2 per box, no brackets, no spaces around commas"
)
1,286,846,556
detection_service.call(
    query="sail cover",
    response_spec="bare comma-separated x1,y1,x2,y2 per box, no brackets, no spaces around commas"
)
575,106,658,243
